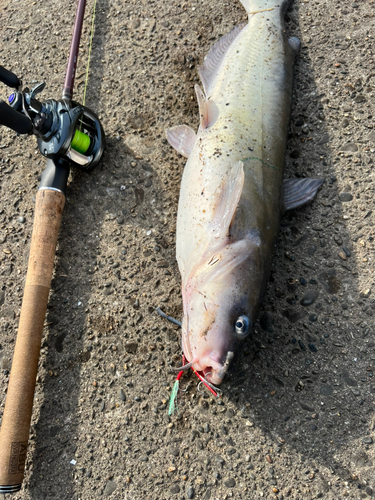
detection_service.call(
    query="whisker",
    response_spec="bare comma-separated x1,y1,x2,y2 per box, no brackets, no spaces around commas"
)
156,307,182,327
169,358,197,372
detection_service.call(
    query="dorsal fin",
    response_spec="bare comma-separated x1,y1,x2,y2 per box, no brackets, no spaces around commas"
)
195,85,219,130
199,24,245,98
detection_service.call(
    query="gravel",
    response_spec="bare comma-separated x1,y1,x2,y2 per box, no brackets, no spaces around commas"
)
1,0,375,499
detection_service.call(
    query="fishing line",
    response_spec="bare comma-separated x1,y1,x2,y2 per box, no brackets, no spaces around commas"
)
243,156,279,170
82,0,98,107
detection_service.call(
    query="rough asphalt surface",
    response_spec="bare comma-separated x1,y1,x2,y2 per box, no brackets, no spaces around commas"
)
1,0,375,499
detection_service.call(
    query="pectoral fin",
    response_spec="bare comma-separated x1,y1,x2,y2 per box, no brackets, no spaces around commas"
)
283,178,324,211
166,125,196,158
209,161,244,246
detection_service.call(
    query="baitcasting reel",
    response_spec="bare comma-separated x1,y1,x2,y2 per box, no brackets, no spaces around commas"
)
0,65,104,172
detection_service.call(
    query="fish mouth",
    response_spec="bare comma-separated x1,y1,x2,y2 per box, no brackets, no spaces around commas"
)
193,351,235,386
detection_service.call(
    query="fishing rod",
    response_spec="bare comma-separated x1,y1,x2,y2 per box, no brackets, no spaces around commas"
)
0,0,104,492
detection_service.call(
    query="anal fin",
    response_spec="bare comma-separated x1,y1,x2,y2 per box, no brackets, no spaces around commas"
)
283,178,324,211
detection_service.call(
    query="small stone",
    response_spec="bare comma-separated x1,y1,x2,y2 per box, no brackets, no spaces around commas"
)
130,19,140,29
334,235,343,246
289,150,300,159
362,436,373,444
308,343,317,352
360,289,371,298
339,142,358,152
139,455,149,462
308,313,318,322
300,277,307,285
299,340,306,351
339,192,353,202
341,118,349,128
224,478,235,488
186,485,195,499
320,385,333,396
18,216,25,223
103,480,117,496
100,401,105,412
119,389,126,401
338,251,347,261
300,402,315,412
342,246,351,257
300,290,319,306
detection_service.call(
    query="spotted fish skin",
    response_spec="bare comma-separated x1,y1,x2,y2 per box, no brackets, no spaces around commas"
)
166,0,323,385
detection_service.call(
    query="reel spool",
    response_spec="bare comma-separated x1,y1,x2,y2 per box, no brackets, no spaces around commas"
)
35,99,105,172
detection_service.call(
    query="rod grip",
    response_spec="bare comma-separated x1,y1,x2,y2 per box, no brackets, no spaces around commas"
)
0,65,21,88
0,100,33,135
0,189,65,492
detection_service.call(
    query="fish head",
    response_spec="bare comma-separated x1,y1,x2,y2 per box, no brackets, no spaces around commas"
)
181,236,262,385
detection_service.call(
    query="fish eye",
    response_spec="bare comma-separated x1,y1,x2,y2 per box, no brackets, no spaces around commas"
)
235,315,251,338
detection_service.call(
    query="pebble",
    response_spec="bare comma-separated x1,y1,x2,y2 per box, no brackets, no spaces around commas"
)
362,436,373,444
186,485,195,499
341,118,349,128
289,150,300,159
224,478,235,488
299,340,306,351
300,402,315,412
300,290,319,306
299,277,307,285
103,480,117,496
339,192,353,202
308,313,317,322
338,251,347,261
119,389,126,401
130,19,140,29
308,343,318,352
360,289,371,298
170,484,180,494
320,385,333,396
334,235,343,246
339,142,358,152
18,216,25,223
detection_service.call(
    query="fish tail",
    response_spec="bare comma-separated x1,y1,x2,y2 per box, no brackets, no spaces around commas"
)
239,0,293,15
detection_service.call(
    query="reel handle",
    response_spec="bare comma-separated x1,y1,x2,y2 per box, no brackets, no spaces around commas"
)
0,100,33,134
0,65,21,88
0,187,65,493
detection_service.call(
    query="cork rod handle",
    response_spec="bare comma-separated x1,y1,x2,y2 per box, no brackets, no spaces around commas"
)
0,189,65,492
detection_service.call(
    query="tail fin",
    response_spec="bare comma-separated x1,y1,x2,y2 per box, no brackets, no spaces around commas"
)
239,0,292,14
